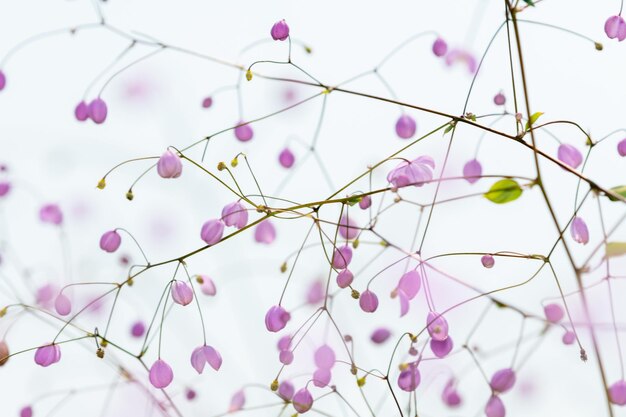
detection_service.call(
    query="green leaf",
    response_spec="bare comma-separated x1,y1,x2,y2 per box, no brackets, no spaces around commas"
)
606,242,626,258
607,185,626,202
525,112,543,131
484,179,523,204
346,196,362,206
523,0,535,5
443,123,455,135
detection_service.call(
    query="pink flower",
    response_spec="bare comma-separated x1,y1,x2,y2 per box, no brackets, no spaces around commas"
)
395,115,417,139
314,345,335,369
229,390,245,412
271,19,290,41
88,98,108,124
99,230,121,253
278,381,295,401
0,181,10,197
336,269,353,288
359,289,379,313
570,216,589,245
609,380,626,405
190,345,222,373
131,320,146,338
605,15,626,41
54,293,72,316
430,336,453,358
171,281,194,306
442,379,462,407
200,219,225,245
481,255,495,268
426,311,449,341
149,359,173,389
338,214,359,240
0,70,5,91
234,122,254,142
222,201,248,229
371,327,391,344
265,305,291,332
562,331,575,345
39,204,63,225
463,159,482,184
278,148,295,168
485,395,506,417
313,368,331,387
34,344,61,367
617,138,626,157
279,349,293,365
397,362,421,392
445,49,477,73
557,144,583,169
292,388,313,413
331,245,353,269
387,156,435,188
74,101,89,121
493,92,506,106
157,150,183,179
254,220,276,244
306,280,324,305
397,270,421,300
543,303,564,323
490,368,516,393
20,406,33,417
432,37,448,57
359,195,371,209
201,96,213,108
199,275,216,296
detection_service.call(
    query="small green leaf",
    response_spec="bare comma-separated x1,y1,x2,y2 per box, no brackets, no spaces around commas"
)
443,123,455,135
346,196,362,206
523,0,535,5
607,185,626,202
484,179,523,204
525,112,544,131
606,242,626,258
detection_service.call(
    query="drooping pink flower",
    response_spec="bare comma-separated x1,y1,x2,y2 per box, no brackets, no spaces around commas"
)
39,204,63,225
199,275,217,296
0,181,10,197
254,220,276,244
278,148,295,168
271,19,290,41
387,156,435,188
397,270,421,300
398,362,421,392
201,96,213,108
430,336,454,358
131,320,146,338
618,138,626,157
605,15,626,41
0,340,9,366
200,219,225,245
338,214,359,240
442,379,462,407
190,345,222,373
279,349,294,365
278,381,295,401
562,330,575,345
306,280,324,305
88,98,108,124
265,305,291,332
336,269,353,288
234,122,254,142
34,344,61,367
54,293,72,316
186,388,197,400
395,115,417,139
314,345,335,369
359,289,379,313
463,159,482,184
570,216,589,245
171,281,194,306
481,255,495,268
229,390,245,412
149,359,173,389
399,290,410,317
277,335,291,351
490,368,516,393
74,101,89,121
0,70,5,91
157,150,183,179
35,283,57,308
359,195,372,209
493,92,506,106
609,380,626,405
432,37,448,57
20,406,33,417
331,245,353,270
543,303,564,323
426,311,449,341
222,201,248,229
99,230,121,253
557,144,583,169
371,327,391,344
485,395,506,417
445,49,477,73
292,388,313,413
313,368,331,387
